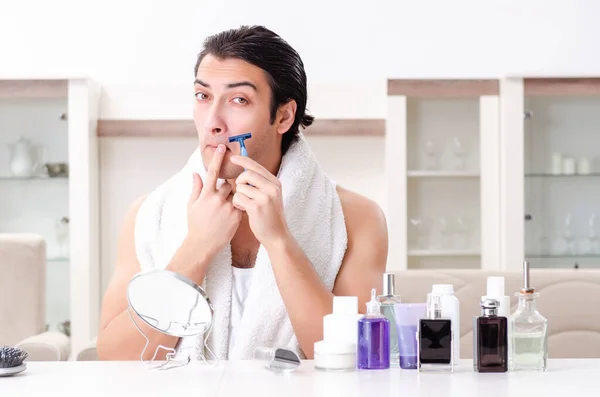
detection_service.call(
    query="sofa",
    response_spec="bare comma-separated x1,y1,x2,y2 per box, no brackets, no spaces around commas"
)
393,269,600,359
0,233,70,361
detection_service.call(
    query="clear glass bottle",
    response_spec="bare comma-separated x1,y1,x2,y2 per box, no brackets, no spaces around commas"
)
378,273,402,367
418,293,453,373
357,288,390,369
509,261,548,371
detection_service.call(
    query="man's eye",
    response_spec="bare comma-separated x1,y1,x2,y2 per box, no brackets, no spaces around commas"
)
233,97,248,104
195,92,208,100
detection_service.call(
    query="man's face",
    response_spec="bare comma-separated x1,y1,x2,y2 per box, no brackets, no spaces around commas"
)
193,54,281,180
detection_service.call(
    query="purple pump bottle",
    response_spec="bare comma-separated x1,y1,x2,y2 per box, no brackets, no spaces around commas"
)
357,288,390,369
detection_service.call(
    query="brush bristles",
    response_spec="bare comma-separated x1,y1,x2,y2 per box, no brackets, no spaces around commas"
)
0,346,28,368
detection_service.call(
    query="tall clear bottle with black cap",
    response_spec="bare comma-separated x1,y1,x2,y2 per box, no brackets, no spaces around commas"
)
418,293,453,373
509,261,548,371
377,273,402,366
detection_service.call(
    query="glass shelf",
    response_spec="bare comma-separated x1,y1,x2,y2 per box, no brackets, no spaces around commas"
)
525,173,600,178
526,253,600,259
0,175,68,181
408,249,480,257
407,170,480,178
48,257,70,263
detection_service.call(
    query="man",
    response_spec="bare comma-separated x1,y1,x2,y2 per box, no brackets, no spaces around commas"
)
97,25,387,360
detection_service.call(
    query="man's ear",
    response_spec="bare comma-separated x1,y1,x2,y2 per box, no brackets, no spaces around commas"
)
276,100,297,135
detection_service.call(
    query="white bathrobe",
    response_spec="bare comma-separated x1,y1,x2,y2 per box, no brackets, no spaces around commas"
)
133,133,348,360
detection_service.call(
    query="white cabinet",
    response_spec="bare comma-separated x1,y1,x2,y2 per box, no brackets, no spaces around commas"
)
387,77,600,272
500,77,600,271
0,78,100,356
386,80,500,271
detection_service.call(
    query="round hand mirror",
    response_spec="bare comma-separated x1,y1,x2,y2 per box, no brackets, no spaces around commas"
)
126,269,214,368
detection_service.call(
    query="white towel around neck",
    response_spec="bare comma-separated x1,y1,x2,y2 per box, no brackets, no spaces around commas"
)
133,133,348,360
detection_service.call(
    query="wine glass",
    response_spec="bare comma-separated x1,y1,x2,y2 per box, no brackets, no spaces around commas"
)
409,216,432,249
454,215,471,249
436,216,451,249
55,216,69,258
423,138,439,170
580,213,600,255
450,137,468,171
562,213,576,255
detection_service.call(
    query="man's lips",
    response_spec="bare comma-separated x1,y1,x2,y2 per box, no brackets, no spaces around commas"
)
207,144,232,151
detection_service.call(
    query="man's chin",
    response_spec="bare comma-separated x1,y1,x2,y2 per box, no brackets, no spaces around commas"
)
219,166,244,181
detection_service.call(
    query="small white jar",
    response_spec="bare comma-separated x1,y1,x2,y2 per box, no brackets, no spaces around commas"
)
314,341,356,372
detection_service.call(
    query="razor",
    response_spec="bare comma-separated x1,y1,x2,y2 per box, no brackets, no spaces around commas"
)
228,133,252,157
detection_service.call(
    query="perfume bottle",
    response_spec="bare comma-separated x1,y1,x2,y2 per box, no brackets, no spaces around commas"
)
357,288,390,369
473,276,511,370
509,261,548,371
476,298,508,373
418,293,453,373
431,284,460,363
378,273,402,367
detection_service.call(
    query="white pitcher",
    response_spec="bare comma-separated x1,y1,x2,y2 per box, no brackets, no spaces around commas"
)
8,136,42,177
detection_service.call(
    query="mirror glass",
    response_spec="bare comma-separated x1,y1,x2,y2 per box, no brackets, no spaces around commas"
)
127,270,213,337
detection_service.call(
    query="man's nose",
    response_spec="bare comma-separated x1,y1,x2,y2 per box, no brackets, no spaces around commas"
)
204,103,226,135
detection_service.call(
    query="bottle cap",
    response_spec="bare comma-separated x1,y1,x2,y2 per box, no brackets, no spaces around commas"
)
365,288,380,315
486,277,505,297
480,297,500,317
432,284,454,295
382,273,396,296
521,260,535,294
480,297,499,308
333,296,358,315
426,293,443,319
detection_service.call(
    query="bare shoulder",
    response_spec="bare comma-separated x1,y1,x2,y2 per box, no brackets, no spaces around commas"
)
113,193,148,271
99,193,149,331
124,194,148,228
332,185,387,301
336,185,387,242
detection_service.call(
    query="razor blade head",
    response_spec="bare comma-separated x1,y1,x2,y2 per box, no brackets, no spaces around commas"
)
228,133,252,143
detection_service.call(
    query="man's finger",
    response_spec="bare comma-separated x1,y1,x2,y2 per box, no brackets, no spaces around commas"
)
204,144,226,193
217,181,233,199
188,172,203,207
230,155,278,185
236,169,270,190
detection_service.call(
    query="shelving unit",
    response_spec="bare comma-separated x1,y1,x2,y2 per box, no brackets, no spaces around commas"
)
500,77,600,270
0,78,100,357
386,79,500,271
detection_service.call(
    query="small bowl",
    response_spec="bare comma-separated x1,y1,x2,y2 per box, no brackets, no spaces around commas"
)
44,163,69,177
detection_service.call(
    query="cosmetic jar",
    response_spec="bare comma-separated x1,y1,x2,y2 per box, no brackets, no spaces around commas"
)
314,341,356,372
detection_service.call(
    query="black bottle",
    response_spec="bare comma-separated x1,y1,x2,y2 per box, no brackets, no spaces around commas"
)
476,298,508,373
418,293,453,373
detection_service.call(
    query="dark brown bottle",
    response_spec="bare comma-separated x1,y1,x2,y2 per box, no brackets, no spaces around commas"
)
476,298,508,373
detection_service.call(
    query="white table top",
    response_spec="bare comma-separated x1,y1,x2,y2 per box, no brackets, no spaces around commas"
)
0,359,593,396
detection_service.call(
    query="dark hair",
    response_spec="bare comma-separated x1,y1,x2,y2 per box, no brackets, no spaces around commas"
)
195,25,314,156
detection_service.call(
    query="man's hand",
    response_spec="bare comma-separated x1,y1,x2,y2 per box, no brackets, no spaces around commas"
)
186,144,242,257
230,154,290,248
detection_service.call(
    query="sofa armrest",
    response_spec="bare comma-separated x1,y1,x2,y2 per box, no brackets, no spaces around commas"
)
15,331,70,361
76,337,98,361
